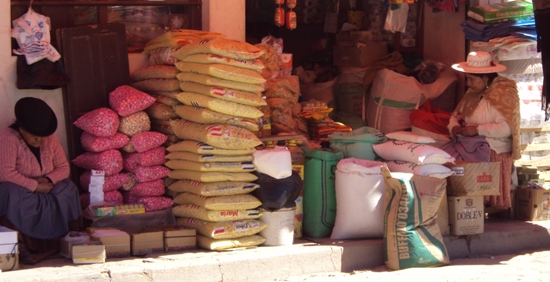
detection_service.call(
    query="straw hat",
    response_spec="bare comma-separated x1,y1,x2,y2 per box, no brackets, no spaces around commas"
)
451,51,506,74
15,97,58,137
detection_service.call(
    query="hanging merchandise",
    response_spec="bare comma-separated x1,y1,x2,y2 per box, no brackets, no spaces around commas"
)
12,7,61,65
286,0,298,30
384,3,409,33
274,0,285,27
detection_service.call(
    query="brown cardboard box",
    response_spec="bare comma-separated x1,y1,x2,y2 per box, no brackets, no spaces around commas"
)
131,231,164,256
59,235,103,259
447,161,500,196
448,196,484,236
333,42,388,67
144,226,196,252
72,245,106,264
88,228,131,258
0,226,18,271
515,187,550,221
437,190,450,236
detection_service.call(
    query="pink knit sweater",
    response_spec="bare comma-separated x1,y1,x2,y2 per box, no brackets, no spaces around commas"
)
0,127,70,192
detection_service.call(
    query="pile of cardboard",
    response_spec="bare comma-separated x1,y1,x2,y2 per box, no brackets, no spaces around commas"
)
515,166,550,221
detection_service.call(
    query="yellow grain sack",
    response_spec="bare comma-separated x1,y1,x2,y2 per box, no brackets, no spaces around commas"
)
196,234,266,251
167,180,259,196
174,192,261,210
177,217,267,239
146,30,225,48
146,102,179,120
179,81,265,107
131,65,179,81
170,120,262,149
173,204,263,221
165,151,254,163
181,54,264,71
150,119,175,135
167,140,256,155
150,93,181,106
148,90,181,100
177,72,265,93
175,92,263,119
132,78,181,92
165,159,256,172
173,105,259,131
173,38,264,60
168,170,258,182
175,62,266,84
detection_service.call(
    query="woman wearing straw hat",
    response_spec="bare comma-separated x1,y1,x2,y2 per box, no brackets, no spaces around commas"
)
0,97,82,263
446,51,521,210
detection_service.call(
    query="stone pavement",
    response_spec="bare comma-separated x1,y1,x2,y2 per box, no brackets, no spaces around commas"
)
1,218,550,282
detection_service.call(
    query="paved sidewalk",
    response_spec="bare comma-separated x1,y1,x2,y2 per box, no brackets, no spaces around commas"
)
1,219,550,282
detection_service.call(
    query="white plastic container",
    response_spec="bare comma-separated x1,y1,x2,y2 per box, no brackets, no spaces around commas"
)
259,207,295,246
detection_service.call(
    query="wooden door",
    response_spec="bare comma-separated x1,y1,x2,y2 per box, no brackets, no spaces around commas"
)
56,23,130,187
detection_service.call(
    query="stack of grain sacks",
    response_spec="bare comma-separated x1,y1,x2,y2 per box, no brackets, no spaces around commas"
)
165,38,270,251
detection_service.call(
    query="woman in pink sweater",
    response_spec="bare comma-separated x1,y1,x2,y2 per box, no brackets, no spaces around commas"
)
0,97,81,261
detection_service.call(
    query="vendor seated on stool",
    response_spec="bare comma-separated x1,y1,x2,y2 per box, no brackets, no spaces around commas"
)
0,97,82,264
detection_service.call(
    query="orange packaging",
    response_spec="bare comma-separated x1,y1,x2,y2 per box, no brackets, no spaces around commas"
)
274,8,285,27
286,11,297,30
275,0,284,4
286,0,297,9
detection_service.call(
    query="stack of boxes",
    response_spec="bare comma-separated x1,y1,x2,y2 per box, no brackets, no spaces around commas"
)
515,166,550,221
0,226,18,271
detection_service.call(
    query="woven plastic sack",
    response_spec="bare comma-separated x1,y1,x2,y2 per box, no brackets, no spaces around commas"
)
72,149,123,175
165,159,256,172
166,140,256,155
175,92,263,119
328,126,387,160
129,179,165,197
175,62,266,84
135,165,171,182
177,217,266,239
179,81,265,106
131,65,179,81
174,192,261,210
168,170,258,182
170,119,262,149
177,72,265,93
165,151,254,163
174,105,259,131
132,78,181,92
172,38,264,60
181,54,264,70
131,131,167,153
118,111,151,137
385,160,455,179
173,204,262,222
146,102,179,120
150,93,181,106
80,171,131,192
372,140,455,165
168,180,259,196
109,85,156,117
81,132,129,153
74,107,119,137
383,168,449,270
196,234,265,251
137,196,173,212
126,146,166,167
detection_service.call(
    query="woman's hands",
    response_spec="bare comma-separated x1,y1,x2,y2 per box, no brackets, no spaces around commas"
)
452,125,479,137
33,177,53,193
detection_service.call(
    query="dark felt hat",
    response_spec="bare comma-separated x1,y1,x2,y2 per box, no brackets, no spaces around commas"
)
15,97,58,137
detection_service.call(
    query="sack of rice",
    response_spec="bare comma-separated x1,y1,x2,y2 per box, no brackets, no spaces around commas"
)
177,217,266,239
177,72,265,93
181,54,264,70
131,65,179,81
175,62,266,84
165,159,256,172
173,204,262,221
173,38,264,60
174,192,261,210
132,78,181,92
118,111,151,137
175,92,263,119
150,93,181,106
196,234,265,251
170,120,262,149
145,30,226,54
179,81,265,107
165,151,254,163
382,167,449,270
150,119,175,135
168,180,259,196
173,105,259,131
146,102,179,120
166,140,256,155
168,170,258,182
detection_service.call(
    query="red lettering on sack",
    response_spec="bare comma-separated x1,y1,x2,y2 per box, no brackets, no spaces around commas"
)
477,172,492,183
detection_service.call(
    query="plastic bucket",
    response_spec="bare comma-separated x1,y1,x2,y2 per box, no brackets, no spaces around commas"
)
259,207,295,246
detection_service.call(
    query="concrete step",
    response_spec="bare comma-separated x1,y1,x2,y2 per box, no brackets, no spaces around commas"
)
1,219,549,282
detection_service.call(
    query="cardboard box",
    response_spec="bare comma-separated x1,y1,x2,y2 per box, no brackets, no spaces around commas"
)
447,161,500,196
0,226,18,271
88,228,131,258
144,226,196,252
333,42,388,67
515,188,550,221
93,204,146,217
131,231,164,256
72,244,106,264
448,196,484,236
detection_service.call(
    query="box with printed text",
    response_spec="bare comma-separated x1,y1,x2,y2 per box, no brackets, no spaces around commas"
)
448,196,484,236
515,187,550,221
446,161,500,196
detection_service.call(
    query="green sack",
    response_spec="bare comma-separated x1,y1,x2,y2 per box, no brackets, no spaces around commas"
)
303,148,343,238
328,126,386,160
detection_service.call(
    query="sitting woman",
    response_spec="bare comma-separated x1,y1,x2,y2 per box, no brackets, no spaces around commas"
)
0,97,82,263
445,51,521,210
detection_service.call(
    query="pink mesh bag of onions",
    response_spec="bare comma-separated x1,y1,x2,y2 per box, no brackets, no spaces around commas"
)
129,179,165,197
125,146,166,167
104,190,124,205
135,165,171,182
72,149,123,175
73,107,119,137
80,171,131,192
109,85,156,117
138,196,173,212
81,132,129,152
131,131,167,152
